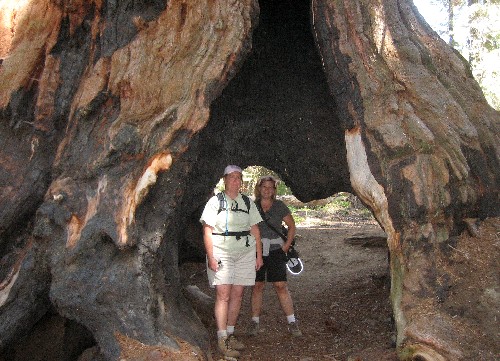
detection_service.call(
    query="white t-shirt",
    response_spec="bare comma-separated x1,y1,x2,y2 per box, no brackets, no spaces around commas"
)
200,192,262,252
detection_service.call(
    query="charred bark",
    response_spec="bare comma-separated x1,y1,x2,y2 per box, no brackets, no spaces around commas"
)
1,0,259,359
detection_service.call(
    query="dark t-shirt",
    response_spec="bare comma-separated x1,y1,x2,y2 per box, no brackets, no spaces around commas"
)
256,199,290,239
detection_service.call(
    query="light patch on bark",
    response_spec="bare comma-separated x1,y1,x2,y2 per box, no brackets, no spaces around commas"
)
132,153,172,216
0,0,32,56
0,238,32,306
70,57,111,117
0,268,19,307
404,345,448,361
66,176,108,248
371,3,387,56
345,128,397,250
35,55,61,131
67,214,83,249
345,127,407,344
402,155,451,211
118,153,172,245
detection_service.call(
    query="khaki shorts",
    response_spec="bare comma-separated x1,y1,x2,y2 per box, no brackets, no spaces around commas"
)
207,248,256,287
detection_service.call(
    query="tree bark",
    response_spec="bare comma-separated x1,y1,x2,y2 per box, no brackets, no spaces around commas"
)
1,0,258,359
0,0,498,360
312,0,499,359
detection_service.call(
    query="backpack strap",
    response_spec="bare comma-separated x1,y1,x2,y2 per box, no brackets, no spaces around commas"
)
241,194,251,213
217,192,250,214
214,192,252,247
217,192,226,214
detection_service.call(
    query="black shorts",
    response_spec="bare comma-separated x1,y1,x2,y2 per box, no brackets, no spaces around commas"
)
256,249,287,283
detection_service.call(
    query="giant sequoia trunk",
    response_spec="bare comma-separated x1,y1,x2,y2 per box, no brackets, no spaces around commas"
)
0,0,498,360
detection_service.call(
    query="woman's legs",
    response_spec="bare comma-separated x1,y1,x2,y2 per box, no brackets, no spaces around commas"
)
250,281,265,317
215,284,232,333
227,284,245,327
273,281,302,336
247,281,265,336
215,284,246,330
215,284,243,357
272,281,294,316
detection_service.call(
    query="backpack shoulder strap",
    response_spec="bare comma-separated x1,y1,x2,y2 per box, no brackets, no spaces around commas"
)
255,199,265,218
241,194,251,213
217,193,250,214
217,192,226,214
255,198,287,241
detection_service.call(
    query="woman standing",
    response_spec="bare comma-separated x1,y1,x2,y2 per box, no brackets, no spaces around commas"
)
200,165,264,359
247,175,302,337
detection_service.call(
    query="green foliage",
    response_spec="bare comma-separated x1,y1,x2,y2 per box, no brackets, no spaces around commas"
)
241,165,293,196
285,193,373,225
277,182,292,196
415,0,500,109
286,205,306,224
329,197,351,210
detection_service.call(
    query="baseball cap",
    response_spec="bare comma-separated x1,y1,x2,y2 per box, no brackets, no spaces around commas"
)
223,165,242,176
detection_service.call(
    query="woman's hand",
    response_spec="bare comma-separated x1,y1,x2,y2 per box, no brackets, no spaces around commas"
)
207,256,220,272
255,255,264,271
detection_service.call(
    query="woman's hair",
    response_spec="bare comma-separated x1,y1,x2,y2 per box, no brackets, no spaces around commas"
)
254,175,278,200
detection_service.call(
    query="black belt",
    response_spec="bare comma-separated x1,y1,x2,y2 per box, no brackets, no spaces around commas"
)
213,231,250,239
213,231,251,247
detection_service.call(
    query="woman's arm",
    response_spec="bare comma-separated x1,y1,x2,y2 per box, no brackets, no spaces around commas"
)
203,223,219,271
250,224,264,270
282,213,296,253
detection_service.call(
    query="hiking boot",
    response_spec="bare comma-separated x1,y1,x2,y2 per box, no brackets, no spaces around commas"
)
247,321,260,336
227,334,245,350
218,336,240,358
288,321,302,337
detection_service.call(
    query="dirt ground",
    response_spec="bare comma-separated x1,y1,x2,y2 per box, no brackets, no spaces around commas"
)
180,211,399,361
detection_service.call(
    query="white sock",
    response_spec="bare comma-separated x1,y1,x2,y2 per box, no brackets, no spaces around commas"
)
286,314,296,323
252,316,260,323
217,330,227,338
227,325,235,335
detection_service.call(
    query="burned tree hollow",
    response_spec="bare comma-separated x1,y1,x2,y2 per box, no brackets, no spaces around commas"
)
0,0,498,360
